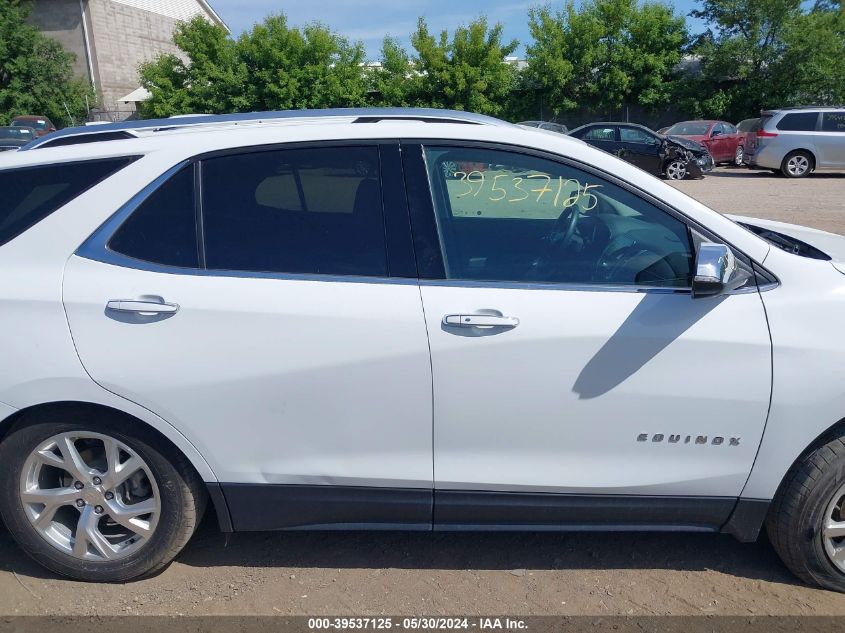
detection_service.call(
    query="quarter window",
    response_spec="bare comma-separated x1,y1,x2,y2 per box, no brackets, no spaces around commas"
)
108,166,199,268
424,147,694,287
776,112,819,132
201,147,387,276
0,157,136,248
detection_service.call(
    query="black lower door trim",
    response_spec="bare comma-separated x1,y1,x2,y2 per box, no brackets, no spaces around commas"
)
220,484,738,534
220,484,432,531
434,490,735,531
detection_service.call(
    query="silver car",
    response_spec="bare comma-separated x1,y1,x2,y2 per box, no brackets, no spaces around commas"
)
749,106,845,177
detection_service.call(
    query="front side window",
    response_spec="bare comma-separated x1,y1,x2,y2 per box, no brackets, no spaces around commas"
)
201,146,387,276
0,157,136,248
777,112,819,132
822,112,845,133
424,147,694,287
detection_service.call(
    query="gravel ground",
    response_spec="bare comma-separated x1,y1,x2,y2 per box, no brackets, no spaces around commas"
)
1,167,845,617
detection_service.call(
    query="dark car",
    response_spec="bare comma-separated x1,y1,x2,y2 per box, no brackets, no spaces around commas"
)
519,120,569,134
662,120,745,165
736,118,761,164
11,115,56,138
0,126,36,151
568,122,714,180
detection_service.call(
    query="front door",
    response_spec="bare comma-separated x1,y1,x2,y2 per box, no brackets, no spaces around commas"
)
408,143,771,528
619,126,663,174
63,144,434,529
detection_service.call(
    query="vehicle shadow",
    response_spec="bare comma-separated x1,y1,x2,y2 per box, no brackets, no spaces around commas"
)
0,515,804,588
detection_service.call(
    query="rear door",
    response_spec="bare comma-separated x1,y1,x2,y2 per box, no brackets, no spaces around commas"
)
817,111,845,168
63,142,434,530
576,126,620,157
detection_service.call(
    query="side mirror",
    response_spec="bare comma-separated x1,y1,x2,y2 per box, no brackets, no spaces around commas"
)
692,243,749,298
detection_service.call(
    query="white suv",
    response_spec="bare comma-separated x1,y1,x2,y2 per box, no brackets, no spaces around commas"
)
2,109,845,589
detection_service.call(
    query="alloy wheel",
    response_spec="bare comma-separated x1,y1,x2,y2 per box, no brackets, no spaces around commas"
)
665,160,687,180
823,482,845,573
786,155,810,177
18,431,160,561
735,146,744,166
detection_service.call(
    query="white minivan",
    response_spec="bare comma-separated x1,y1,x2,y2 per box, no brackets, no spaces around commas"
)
2,109,845,590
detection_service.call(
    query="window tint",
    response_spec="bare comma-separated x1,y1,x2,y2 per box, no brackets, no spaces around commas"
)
202,146,387,276
620,127,658,144
425,147,693,287
822,112,845,132
737,118,761,132
109,166,199,268
581,127,616,141
0,157,136,248
777,112,819,131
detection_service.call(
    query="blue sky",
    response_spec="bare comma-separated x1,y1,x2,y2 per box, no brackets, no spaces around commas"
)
209,0,708,59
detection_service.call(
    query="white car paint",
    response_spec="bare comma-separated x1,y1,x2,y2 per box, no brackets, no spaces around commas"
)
1,112,844,512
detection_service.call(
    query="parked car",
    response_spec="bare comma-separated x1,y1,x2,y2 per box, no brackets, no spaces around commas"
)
568,122,713,179
662,120,745,166
0,126,35,151
7,109,845,592
519,120,569,134
736,118,761,162
748,106,845,178
11,115,56,138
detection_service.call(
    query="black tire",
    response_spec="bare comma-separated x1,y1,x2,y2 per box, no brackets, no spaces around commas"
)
780,150,814,178
0,413,206,582
766,432,845,592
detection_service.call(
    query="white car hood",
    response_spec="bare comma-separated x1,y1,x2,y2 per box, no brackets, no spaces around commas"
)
727,214,845,275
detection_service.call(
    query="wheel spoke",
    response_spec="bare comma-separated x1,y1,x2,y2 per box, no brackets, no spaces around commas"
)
73,505,115,560
106,498,157,537
825,520,845,539
58,435,94,483
105,455,143,490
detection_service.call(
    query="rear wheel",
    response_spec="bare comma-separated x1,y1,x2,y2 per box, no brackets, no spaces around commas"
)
767,432,845,592
734,145,745,166
0,414,206,582
781,151,813,178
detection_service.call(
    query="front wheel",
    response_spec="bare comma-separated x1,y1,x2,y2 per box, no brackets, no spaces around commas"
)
0,415,206,582
767,432,845,592
663,159,687,180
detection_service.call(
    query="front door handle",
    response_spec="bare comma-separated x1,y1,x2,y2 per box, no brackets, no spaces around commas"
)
442,314,519,328
106,299,179,315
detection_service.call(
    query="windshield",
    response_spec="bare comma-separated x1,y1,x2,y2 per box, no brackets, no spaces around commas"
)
665,122,710,136
0,127,34,140
14,119,48,130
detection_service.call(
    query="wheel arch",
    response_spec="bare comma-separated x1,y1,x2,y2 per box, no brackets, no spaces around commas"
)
0,400,232,533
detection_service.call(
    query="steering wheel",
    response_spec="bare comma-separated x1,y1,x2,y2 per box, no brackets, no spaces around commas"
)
527,204,582,280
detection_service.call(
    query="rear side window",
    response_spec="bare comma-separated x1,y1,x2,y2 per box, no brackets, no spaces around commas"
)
0,157,136,248
109,166,198,268
822,112,845,132
581,127,616,141
201,146,387,276
776,112,819,131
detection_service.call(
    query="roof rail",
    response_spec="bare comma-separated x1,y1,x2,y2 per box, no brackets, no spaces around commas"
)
762,105,845,113
22,108,515,150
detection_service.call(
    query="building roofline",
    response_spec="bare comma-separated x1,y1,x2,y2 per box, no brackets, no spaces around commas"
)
197,0,229,33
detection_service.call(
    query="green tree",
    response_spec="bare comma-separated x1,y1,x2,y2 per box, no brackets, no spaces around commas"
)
140,14,368,117
525,0,687,118
0,0,94,127
683,0,845,120
409,16,518,115
367,36,419,107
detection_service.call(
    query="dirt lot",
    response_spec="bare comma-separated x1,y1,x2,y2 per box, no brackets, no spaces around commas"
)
1,167,845,617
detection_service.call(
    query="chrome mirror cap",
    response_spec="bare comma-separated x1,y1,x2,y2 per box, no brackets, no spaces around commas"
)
693,242,738,298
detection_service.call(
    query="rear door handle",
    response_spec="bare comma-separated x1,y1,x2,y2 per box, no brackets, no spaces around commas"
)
106,300,179,315
442,314,519,328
